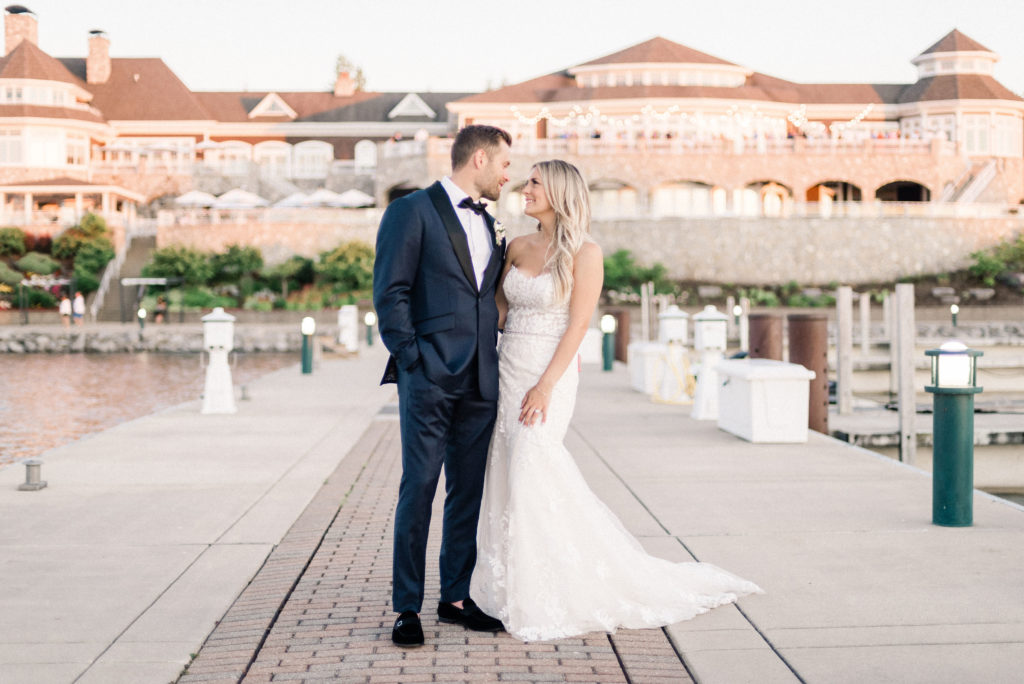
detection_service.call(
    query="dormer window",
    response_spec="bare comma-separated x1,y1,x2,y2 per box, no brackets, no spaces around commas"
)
387,93,436,120
248,92,297,119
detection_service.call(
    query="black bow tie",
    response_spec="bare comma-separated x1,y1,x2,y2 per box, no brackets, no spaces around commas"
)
458,197,488,215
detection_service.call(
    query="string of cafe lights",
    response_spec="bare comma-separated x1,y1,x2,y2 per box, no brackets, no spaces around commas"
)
511,101,876,135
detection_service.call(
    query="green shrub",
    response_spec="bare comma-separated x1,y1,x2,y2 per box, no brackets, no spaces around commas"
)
316,241,374,291
51,230,88,260
25,287,57,308
0,226,26,256
602,249,673,294
210,244,264,284
262,255,314,297
15,251,60,275
739,287,780,307
73,238,115,274
72,263,100,294
143,246,213,286
181,287,235,309
0,261,22,286
77,213,109,239
993,235,1024,271
243,297,273,312
969,250,1005,286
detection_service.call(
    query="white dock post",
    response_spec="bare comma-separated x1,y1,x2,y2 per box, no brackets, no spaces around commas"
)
836,286,854,415
895,284,916,464
859,292,871,355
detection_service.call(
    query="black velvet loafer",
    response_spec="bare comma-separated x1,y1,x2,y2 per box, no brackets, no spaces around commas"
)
437,598,504,632
392,610,424,647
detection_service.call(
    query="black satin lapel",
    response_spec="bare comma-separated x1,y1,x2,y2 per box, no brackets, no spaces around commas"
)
426,182,477,291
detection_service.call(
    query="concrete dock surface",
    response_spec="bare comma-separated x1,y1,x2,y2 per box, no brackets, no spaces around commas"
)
2,348,1023,683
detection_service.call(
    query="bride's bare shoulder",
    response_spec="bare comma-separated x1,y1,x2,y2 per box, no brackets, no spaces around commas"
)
575,241,603,266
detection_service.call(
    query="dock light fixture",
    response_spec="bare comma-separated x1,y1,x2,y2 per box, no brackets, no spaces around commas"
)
950,303,959,327
18,459,46,491
364,311,377,347
137,307,146,331
301,316,316,374
925,340,983,527
600,314,617,371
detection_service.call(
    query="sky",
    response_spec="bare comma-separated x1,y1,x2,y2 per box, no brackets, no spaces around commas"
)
20,0,1024,96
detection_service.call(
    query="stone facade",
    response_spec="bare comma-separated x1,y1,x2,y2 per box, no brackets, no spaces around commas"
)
498,214,1024,285
154,207,1024,286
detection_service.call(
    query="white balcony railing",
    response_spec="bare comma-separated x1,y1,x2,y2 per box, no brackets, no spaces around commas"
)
422,136,955,158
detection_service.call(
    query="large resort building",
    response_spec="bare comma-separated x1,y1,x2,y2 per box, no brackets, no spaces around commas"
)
434,32,1024,219
0,6,464,230
0,5,1021,283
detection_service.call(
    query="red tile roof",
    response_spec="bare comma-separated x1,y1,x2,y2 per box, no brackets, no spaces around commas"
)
0,103,105,123
918,29,993,56
456,72,579,104
454,70,911,107
60,57,211,121
194,90,381,122
579,37,736,67
0,40,82,86
898,74,1023,103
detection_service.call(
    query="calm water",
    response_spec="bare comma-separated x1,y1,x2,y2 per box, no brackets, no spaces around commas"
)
0,352,296,466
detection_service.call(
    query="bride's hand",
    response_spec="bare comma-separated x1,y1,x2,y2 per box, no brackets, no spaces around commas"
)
519,383,551,426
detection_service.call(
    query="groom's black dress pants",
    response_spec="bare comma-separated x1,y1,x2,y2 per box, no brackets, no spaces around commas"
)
393,360,497,613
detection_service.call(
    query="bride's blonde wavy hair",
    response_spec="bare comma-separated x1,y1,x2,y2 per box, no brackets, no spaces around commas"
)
533,160,592,303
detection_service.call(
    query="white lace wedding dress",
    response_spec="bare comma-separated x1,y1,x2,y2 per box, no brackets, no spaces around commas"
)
471,264,763,642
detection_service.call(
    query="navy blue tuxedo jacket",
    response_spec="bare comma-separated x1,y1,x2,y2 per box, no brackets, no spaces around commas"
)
372,181,506,401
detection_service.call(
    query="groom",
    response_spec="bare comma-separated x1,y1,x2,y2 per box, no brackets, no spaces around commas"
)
373,125,511,647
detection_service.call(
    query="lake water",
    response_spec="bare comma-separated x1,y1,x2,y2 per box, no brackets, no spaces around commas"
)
0,352,296,467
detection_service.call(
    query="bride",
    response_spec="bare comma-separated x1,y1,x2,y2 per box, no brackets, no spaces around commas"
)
471,160,762,642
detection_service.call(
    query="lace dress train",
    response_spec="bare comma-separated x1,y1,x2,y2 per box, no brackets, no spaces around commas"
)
471,265,762,642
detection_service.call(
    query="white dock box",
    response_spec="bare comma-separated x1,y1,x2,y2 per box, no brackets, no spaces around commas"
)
716,359,816,443
628,341,667,394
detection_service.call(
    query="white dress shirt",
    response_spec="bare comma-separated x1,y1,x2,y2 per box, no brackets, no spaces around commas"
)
441,176,493,288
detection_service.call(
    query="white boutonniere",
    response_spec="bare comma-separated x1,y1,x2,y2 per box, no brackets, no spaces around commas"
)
494,219,506,246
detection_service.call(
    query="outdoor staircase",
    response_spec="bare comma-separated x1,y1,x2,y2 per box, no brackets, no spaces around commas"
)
955,159,997,203
95,235,156,322
942,160,998,203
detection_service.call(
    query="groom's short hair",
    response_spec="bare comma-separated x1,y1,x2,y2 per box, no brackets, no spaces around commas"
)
451,125,511,171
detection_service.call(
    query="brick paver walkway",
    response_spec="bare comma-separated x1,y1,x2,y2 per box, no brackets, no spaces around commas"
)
180,406,693,683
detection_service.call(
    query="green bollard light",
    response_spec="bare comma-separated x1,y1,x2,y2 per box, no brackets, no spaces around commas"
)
301,316,315,374
925,342,982,527
364,311,377,347
950,303,959,328
600,314,616,372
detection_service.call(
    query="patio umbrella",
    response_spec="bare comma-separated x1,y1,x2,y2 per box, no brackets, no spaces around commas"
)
335,188,375,208
273,192,308,208
303,188,345,207
174,190,217,207
213,189,269,209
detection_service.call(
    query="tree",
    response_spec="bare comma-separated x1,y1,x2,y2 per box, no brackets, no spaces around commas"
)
210,244,264,284
333,54,367,91
262,255,313,299
316,241,374,292
602,249,671,294
142,246,213,286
